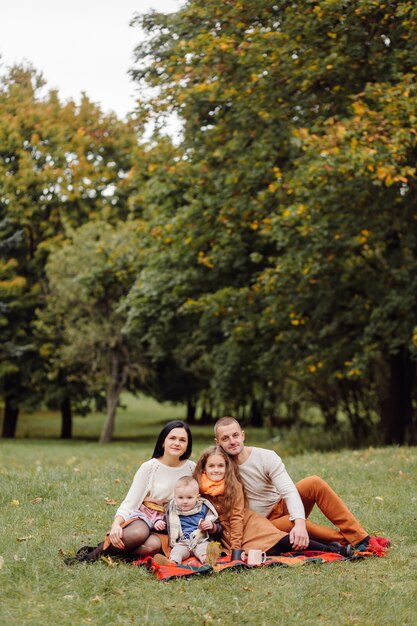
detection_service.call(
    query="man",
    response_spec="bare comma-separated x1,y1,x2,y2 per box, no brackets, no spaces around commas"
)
214,416,389,552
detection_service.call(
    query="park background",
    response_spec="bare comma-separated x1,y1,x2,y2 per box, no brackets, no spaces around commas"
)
1,1,417,624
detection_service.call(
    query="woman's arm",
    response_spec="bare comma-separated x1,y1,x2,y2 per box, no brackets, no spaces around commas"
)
115,460,154,521
109,515,126,549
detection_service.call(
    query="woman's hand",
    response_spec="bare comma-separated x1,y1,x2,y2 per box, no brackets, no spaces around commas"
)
109,520,125,549
289,519,309,550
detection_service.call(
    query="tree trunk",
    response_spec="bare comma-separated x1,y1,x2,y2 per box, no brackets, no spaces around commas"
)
1,396,19,438
249,399,264,427
186,399,197,423
200,405,211,424
380,347,415,445
60,397,72,439
99,352,127,444
100,388,119,444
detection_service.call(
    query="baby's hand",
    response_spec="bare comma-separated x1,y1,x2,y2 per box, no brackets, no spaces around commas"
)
199,520,214,531
154,520,166,531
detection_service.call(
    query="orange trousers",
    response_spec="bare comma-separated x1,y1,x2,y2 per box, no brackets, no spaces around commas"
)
267,475,368,546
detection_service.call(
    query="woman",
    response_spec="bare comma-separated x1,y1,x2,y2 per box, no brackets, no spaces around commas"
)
194,446,351,557
66,420,195,564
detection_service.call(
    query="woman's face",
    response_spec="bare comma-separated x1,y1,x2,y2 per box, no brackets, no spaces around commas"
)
205,454,226,481
163,427,188,457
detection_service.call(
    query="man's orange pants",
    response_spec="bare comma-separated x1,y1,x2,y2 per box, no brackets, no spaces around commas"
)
267,475,368,546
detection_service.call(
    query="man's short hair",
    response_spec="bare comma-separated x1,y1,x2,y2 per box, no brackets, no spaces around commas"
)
214,416,241,437
175,475,199,490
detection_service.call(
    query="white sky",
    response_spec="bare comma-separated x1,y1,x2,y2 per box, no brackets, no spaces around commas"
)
0,0,183,119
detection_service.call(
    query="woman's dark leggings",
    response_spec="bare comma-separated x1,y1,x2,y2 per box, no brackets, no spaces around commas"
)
266,535,347,556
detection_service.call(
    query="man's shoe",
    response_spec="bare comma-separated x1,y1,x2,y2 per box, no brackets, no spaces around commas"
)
328,541,353,557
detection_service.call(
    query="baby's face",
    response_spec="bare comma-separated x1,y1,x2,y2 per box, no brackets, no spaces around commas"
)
175,484,200,511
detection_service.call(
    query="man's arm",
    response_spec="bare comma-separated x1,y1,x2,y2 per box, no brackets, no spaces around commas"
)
266,451,309,549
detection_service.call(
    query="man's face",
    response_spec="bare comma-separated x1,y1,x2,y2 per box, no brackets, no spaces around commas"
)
215,423,245,456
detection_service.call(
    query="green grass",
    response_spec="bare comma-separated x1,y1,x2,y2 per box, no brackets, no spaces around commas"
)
0,399,416,625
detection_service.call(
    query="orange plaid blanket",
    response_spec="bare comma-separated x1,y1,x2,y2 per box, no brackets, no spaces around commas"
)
132,543,388,581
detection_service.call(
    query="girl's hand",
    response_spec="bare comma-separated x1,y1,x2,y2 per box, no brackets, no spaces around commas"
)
154,520,166,531
289,519,309,550
109,522,125,549
199,519,214,531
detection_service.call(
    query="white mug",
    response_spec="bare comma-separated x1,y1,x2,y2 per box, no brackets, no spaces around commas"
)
247,549,267,565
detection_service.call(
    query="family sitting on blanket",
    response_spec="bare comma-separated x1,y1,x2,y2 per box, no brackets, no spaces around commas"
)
65,418,389,565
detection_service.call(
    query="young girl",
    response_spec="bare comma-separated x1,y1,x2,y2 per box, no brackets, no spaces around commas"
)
194,446,351,557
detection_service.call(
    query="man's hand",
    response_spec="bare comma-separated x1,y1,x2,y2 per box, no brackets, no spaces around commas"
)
154,519,166,531
289,519,309,550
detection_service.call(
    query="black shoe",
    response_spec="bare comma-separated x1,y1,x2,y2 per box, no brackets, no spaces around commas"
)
76,545,96,558
328,542,353,557
64,545,96,565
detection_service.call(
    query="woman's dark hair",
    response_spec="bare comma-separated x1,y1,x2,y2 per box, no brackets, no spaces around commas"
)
152,420,192,460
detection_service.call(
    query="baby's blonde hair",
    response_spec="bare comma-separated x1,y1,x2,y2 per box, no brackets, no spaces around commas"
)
175,475,199,491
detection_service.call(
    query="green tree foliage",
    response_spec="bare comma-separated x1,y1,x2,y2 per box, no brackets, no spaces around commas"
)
42,220,148,443
128,0,417,442
0,63,140,437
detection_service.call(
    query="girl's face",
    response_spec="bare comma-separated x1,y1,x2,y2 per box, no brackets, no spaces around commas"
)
205,454,226,481
163,428,188,457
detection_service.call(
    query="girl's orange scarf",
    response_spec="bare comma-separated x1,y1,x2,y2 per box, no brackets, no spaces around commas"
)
199,472,225,496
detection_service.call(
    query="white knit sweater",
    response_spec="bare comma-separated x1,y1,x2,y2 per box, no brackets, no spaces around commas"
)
116,458,196,521
237,447,305,520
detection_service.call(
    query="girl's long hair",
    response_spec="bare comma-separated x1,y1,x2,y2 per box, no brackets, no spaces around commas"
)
152,420,192,460
194,445,248,513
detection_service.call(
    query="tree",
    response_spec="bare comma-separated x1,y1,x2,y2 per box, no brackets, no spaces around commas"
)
128,0,417,442
43,220,148,443
0,63,141,437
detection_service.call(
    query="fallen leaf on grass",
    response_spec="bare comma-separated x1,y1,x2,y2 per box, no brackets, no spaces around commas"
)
17,536,34,542
104,497,117,505
13,555,26,562
113,588,124,596
90,596,102,604
58,548,66,557
242,586,254,591
374,496,384,501
31,497,43,504
11,499,20,506
0,555,4,569
100,555,116,567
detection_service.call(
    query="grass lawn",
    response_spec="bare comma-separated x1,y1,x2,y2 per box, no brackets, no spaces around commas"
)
0,397,416,625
